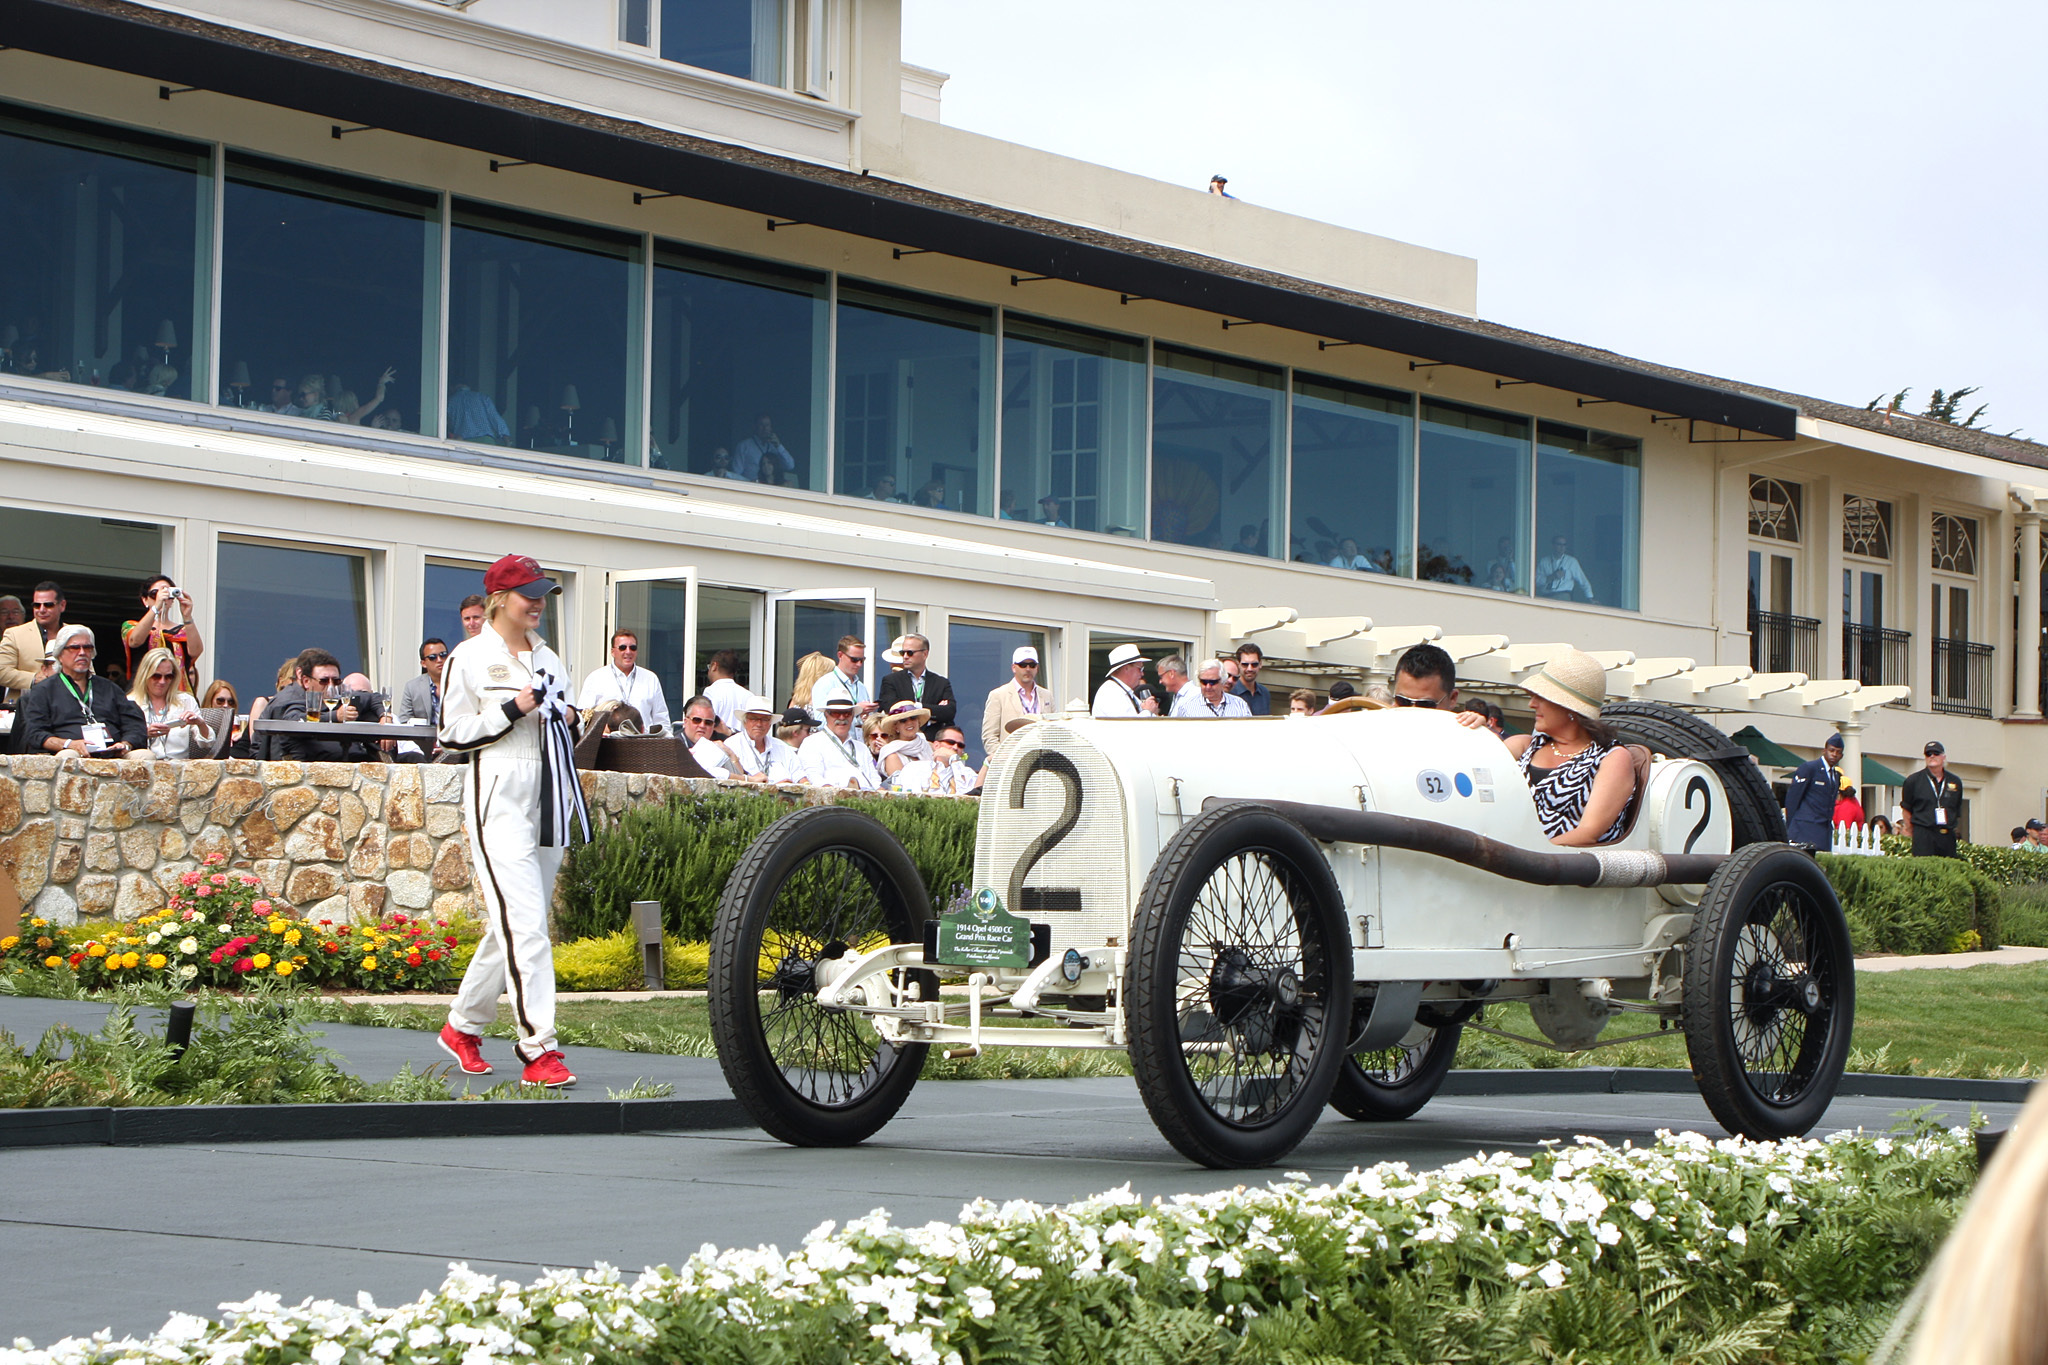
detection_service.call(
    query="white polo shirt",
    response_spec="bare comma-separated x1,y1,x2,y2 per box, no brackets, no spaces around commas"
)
1092,676,1149,717
724,733,799,783
1171,689,1252,718
796,729,882,790
702,676,750,733
577,662,670,732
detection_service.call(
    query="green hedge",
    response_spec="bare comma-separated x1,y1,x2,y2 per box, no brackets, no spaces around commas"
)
556,790,980,942
1876,834,2048,888
1818,853,2003,954
1999,882,2048,948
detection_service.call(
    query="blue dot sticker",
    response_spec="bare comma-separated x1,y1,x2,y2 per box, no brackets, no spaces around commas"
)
1454,772,1474,798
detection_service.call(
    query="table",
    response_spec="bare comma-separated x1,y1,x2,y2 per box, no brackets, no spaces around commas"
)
251,720,439,741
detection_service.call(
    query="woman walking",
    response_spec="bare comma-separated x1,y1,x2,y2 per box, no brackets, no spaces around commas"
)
435,554,588,1087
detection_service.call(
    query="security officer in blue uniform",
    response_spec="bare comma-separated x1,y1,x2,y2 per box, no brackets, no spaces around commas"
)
1783,733,1845,848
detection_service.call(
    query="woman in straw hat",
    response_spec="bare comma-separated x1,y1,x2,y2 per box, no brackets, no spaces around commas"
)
871,699,932,780
1504,647,1633,847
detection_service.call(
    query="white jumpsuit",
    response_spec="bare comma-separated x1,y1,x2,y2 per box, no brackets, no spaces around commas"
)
439,627,583,1061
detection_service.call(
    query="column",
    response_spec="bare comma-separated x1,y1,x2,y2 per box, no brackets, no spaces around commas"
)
2017,508,2042,718
1837,717,1866,805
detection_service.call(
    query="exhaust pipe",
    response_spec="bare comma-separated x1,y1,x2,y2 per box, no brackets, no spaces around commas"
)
1202,797,1725,888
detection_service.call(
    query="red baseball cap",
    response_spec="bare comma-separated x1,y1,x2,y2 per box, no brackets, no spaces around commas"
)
483,554,558,598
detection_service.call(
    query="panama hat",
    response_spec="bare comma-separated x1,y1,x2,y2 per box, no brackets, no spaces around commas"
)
738,694,779,718
881,635,911,666
879,699,930,731
1003,715,1043,735
1521,648,1607,721
1106,642,1149,670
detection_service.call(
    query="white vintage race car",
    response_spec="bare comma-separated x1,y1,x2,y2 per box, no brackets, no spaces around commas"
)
706,701,1854,1168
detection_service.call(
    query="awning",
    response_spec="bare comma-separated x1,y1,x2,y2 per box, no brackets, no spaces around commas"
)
1861,755,1908,787
1731,726,1804,769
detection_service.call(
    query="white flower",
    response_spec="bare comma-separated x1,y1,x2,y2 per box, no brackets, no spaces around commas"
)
555,1301,588,1321
311,1342,345,1365
962,1286,996,1320
1595,1222,1621,1246
178,964,198,980
179,937,199,954
1630,1199,1656,1221
146,931,162,945
1504,1261,1532,1280
1536,1260,1567,1289
1728,1224,1748,1246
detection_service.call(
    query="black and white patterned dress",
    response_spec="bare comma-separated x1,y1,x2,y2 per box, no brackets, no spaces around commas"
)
1519,734,1626,843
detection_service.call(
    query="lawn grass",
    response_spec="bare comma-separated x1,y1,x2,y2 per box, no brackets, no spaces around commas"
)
302,960,2048,1082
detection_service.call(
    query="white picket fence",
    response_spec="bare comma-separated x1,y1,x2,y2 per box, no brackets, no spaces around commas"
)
1829,822,1885,857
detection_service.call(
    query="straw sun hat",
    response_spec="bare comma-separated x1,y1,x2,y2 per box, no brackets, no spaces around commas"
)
1520,647,1608,721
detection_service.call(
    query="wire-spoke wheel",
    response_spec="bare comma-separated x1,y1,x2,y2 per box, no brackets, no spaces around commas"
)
1128,803,1351,1168
1683,843,1854,1139
709,806,933,1147
1329,1014,1462,1122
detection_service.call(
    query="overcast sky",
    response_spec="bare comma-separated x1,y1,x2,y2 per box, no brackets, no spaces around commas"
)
901,1,2047,441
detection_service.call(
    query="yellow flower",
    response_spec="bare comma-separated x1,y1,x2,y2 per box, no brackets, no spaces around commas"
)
275,961,294,977
268,918,288,934
283,929,302,946
43,955,61,969
1,936,17,950
86,943,107,958
147,953,168,970
252,953,272,969
121,952,140,969
362,955,378,970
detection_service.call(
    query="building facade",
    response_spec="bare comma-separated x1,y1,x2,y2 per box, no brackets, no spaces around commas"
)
2,0,2044,832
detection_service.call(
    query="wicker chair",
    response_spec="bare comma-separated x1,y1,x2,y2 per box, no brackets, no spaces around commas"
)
573,732,717,778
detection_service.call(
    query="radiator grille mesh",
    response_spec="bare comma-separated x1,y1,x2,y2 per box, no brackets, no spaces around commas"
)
972,722,1133,951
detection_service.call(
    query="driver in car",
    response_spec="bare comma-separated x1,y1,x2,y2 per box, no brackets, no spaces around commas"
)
1388,643,1490,729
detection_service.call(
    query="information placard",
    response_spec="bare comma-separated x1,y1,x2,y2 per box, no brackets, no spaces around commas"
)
933,887,1033,969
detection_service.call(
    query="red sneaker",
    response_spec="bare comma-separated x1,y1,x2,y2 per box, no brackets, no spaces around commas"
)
437,1025,492,1076
522,1050,577,1088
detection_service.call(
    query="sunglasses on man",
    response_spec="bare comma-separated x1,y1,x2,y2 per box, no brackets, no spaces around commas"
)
1391,694,1439,709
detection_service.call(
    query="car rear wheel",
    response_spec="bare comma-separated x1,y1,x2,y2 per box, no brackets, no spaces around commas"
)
1329,1017,1463,1122
1127,802,1351,1169
1682,843,1854,1139
708,805,933,1147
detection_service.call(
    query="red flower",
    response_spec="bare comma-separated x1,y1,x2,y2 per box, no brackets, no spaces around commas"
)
233,958,254,973
406,952,423,966
67,952,85,968
390,914,409,924
444,935,458,947
426,949,443,961
336,925,351,936
323,942,340,954
209,948,226,964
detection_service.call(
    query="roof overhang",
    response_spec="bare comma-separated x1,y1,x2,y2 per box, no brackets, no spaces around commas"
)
1,0,1801,438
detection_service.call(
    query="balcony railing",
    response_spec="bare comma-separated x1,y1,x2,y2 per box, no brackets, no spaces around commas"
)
1932,637,1994,718
1749,610,1819,676
1843,624,1911,700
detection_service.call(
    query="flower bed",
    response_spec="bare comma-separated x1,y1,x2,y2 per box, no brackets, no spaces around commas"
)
7,1126,1971,1363
1,855,470,993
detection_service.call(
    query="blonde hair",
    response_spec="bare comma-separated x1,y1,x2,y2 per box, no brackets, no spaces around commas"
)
128,646,183,707
1895,1091,2048,1364
200,679,238,711
275,658,297,689
788,652,833,708
484,588,518,621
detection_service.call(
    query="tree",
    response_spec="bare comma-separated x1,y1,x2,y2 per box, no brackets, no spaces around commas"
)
1866,386,2021,438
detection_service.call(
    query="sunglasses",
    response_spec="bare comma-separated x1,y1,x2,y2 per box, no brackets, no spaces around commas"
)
1199,676,1224,685
934,737,962,748
1391,694,1439,709
684,715,714,725
1016,660,1039,667
614,643,639,651
151,671,177,680
422,652,447,661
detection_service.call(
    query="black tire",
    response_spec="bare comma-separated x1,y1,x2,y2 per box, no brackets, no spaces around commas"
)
708,805,933,1147
1127,802,1352,1168
1682,843,1855,1139
1329,1020,1463,1121
1601,699,1784,848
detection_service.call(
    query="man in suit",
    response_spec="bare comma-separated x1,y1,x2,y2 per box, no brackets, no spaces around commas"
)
395,638,448,760
1783,734,1844,849
876,634,955,741
0,580,66,705
265,648,379,762
981,645,1048,757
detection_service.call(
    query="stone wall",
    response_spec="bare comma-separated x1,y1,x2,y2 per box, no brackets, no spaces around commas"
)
0,756,729,927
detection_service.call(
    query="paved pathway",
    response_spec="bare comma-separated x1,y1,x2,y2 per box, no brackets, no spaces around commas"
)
1857,945,2048,972
0,995,2021,1348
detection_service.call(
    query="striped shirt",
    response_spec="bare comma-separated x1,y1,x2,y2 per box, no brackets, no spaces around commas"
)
1519,734,1625,843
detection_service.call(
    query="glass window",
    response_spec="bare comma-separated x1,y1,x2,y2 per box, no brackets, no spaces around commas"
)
651,243,825,487
216,541,367,704
1417,399,1529,591
448,201,641,464
1151,347,1283,556
221,155,437,433
1290,377,1412,574
0,103,209,402
1535,422,1639,610
660,0,785,84
1087,632,1193,714
835,283,994,514
1748,476,1802,543
422,560,560,654
693,585,757,695
620,0,651,46
950,620,1047,767
1842,495,1893,559
1000,315,1146,534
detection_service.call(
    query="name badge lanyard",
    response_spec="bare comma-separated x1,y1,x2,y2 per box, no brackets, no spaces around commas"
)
61,672,94,721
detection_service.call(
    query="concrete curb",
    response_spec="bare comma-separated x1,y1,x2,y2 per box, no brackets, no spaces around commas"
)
2,1069,2031,1149
0,1095,753,1149
1441,1067,2038,1105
